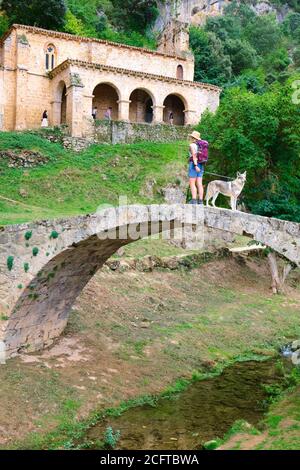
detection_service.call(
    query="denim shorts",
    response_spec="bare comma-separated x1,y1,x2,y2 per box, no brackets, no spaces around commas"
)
188,161,205,178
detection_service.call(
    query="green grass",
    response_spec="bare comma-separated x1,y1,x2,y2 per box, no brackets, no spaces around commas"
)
0,132,188,225
217,365,300,450
7,352,273,450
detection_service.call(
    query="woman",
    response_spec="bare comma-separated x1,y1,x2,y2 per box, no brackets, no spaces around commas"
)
41,110,48,128
188,130,205,205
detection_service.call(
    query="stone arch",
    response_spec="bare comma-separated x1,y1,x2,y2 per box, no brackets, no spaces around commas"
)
163,94,186,126
52,80,67,126
92,83,120,121
176,65,184,80
55,80,67,125
1,206,300,358
129,88,155,123
3,205,194,356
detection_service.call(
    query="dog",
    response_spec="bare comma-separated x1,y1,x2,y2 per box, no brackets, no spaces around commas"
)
206,172,247,211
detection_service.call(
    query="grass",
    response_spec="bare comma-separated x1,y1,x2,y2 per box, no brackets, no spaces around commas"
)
217,364,300,450
0,131,188,225
0,257,300,449
7,351,273,451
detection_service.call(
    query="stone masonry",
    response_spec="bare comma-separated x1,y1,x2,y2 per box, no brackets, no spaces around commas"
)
0,205,300,359
0,23,221,138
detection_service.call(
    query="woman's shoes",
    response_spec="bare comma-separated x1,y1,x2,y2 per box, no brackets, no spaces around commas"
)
188,199,204,205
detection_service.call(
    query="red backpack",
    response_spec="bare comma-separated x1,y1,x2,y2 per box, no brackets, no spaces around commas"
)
196,140,209,164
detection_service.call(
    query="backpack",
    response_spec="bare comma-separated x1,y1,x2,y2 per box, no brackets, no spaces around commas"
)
196,140,209,164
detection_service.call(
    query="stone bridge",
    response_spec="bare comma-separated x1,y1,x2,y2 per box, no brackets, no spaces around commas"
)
0,204,300,359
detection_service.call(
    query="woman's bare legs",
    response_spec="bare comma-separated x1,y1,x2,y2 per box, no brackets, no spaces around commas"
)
196,177,204,201
189,178,197,200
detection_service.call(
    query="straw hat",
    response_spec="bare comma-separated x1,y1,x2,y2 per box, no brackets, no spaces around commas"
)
189,130,201,141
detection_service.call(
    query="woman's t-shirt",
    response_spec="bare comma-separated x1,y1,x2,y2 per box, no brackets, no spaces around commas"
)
189,143,198,162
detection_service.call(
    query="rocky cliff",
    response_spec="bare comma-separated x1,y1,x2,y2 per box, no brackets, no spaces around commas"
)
154,1,292,31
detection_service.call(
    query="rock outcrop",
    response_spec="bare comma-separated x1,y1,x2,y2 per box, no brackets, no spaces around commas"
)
154,0,292,31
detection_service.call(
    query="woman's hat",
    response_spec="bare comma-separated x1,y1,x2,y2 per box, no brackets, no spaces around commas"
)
189,130,201,140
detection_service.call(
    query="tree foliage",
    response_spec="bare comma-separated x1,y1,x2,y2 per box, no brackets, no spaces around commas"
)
190,27,232,85
110,0,158,34
198,75,300,221
1,0,67,30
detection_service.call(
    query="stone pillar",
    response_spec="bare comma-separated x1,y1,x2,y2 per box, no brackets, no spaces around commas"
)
118,100,131,121
15,34,31,130
82,93,94,137
152,105,165,124
15,67,28,130
66,72,85,137
184,109,197,126
51,100,62,127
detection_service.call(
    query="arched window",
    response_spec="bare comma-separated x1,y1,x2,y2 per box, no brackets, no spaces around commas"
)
45,44,56,71
176,65,184,80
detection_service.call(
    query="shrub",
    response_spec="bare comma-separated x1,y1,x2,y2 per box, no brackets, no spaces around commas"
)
25,231,33,241
32,247,39,257
103,426,121,450
7,256,14,271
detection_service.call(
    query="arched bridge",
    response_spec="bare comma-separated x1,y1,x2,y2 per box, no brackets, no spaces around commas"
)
0,204,299,359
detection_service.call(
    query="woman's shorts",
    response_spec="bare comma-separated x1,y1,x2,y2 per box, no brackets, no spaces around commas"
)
188,162,205,178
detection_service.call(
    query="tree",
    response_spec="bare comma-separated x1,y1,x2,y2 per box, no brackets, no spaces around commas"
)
0,11,9,36
1,0,67,30
197,76,300,221
282,12,300,39
190,27,232,86
110,0,158,34
224,39,258,75
244,14,283,56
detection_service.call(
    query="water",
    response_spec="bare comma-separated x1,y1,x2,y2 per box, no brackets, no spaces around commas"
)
80,358,290,450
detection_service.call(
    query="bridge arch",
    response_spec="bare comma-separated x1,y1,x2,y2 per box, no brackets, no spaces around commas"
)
0,205,299,358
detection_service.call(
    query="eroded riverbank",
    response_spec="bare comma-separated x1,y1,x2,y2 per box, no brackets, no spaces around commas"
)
1,254,300,449
79,358,294,450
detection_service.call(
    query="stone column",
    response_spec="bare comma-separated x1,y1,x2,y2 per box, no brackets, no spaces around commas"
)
184,109,197,126
82,93,95,137
152,105,165,124
183,109,199,126
66,72,85,137
118,100,131,121
51,100,62,127
15,67,28,130
15,35,31,130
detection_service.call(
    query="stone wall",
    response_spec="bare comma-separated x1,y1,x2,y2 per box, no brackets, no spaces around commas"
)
0,24,221,136
95,120,193,145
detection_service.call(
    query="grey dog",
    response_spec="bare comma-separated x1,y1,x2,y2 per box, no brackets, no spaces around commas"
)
206,172,247,211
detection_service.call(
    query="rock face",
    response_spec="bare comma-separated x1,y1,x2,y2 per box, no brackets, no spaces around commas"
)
0,204,299,359
154,0,291,30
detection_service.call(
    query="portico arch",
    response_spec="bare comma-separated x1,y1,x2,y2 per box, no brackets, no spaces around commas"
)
163,94,186,126
92,83,120,121
129,89,154,123
53,80,67,126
